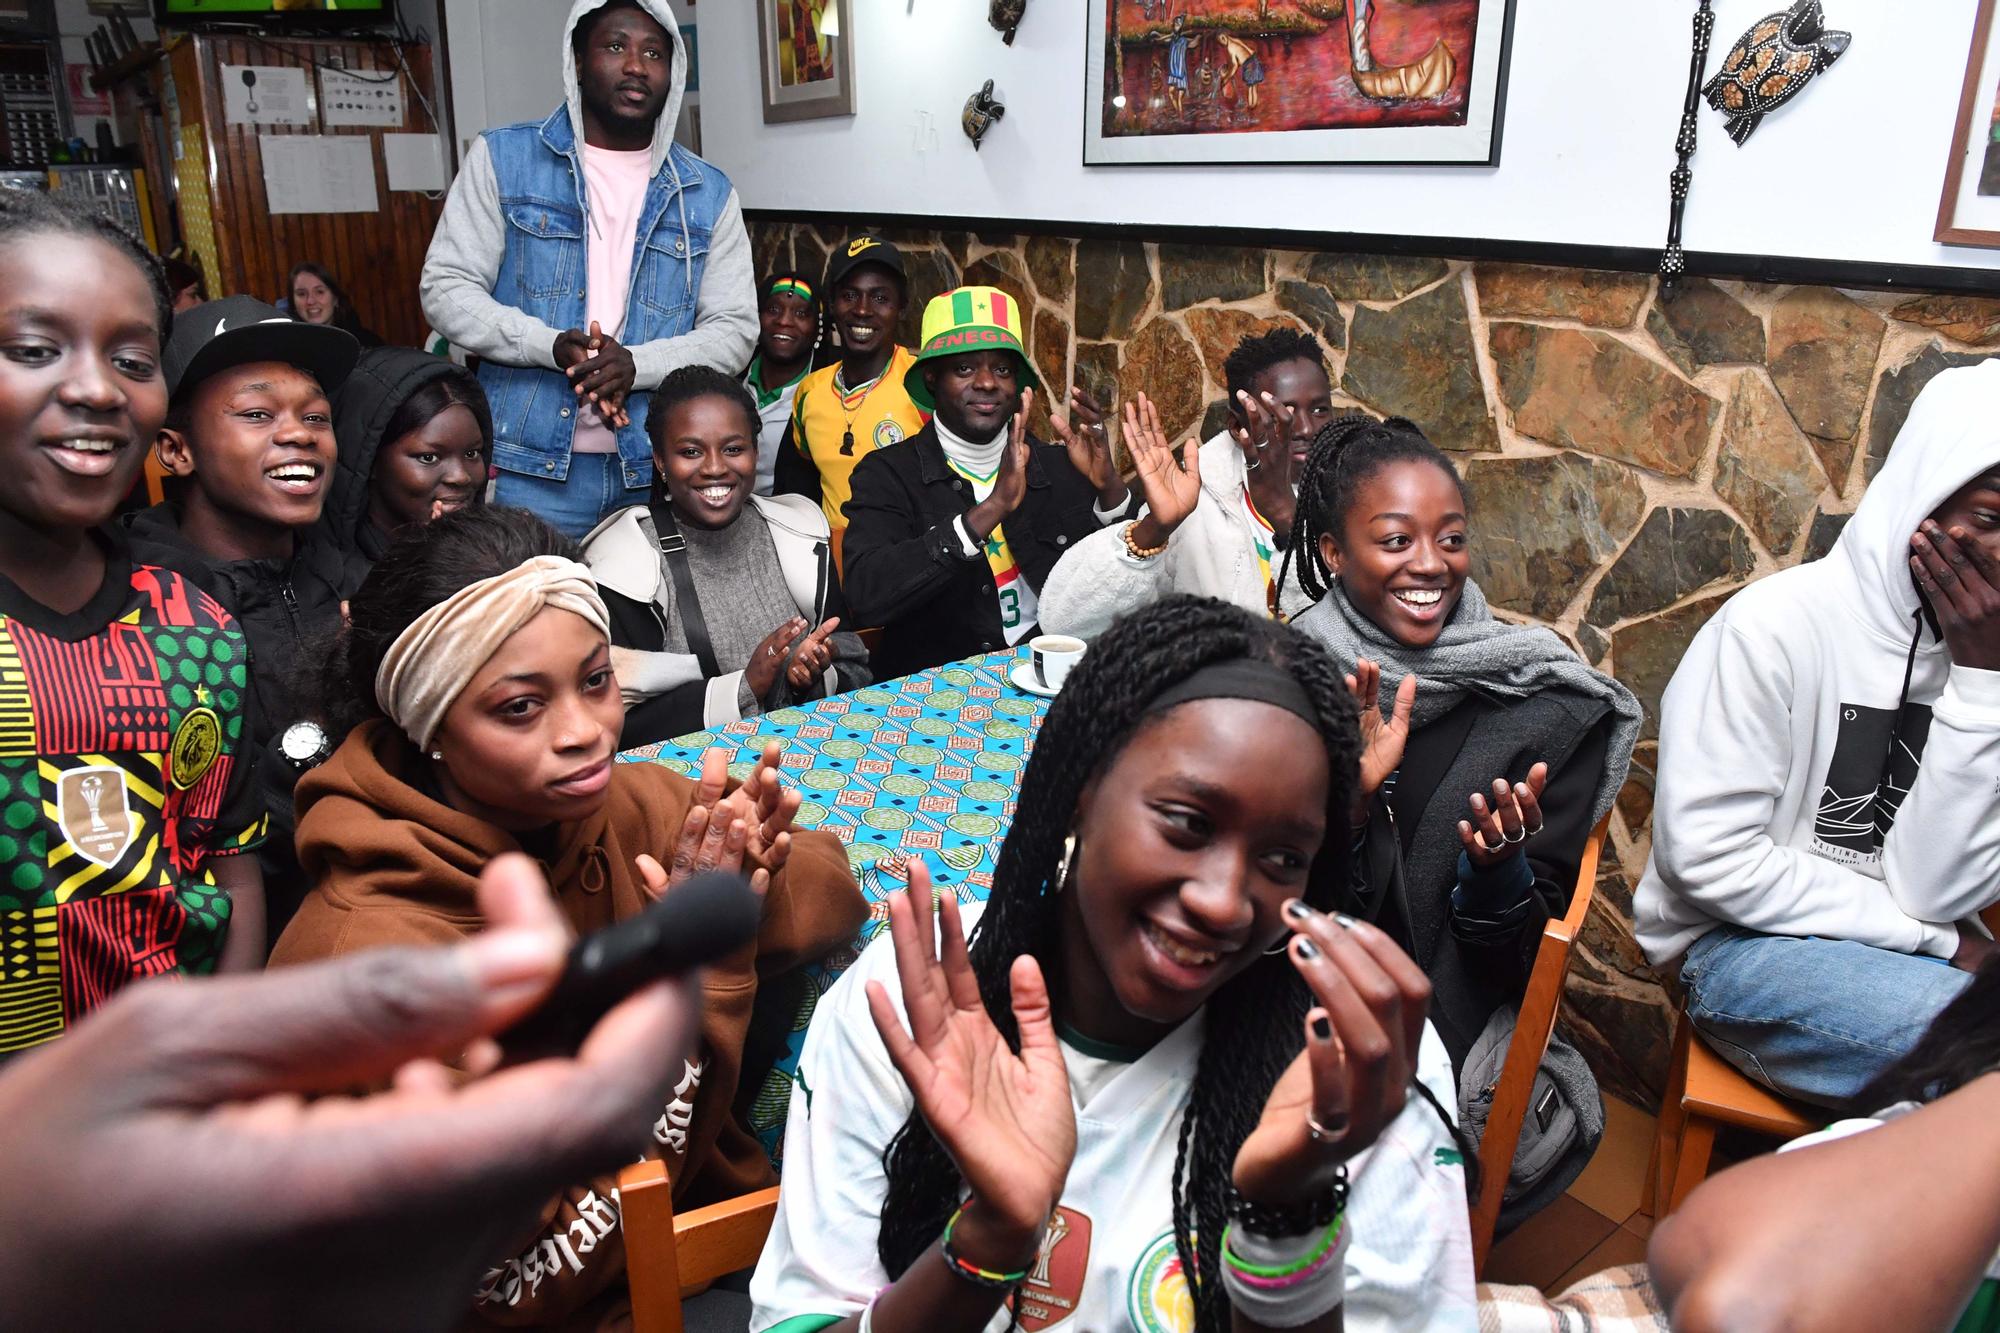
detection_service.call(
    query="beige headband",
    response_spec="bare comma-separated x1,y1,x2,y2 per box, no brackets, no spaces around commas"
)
374,555,612,751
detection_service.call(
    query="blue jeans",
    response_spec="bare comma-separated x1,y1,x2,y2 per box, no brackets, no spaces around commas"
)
1681,925,1971,1110
491,452,644,541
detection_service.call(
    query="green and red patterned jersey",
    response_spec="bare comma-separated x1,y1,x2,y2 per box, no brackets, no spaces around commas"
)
0,535,266,1059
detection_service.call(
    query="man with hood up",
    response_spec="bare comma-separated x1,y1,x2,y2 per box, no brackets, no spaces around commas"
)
420,0,756,540
1637,360,2000,1109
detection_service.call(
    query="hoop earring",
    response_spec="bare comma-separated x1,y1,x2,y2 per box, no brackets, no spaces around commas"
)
1264,935,1292,957
1054,834,1076,894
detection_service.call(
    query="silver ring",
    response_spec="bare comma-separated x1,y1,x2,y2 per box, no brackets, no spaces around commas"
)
768,646,779,658
1503,824,1527,845
1245,458,1262,470
1307,1111,1349,1144
1524,819,1545,838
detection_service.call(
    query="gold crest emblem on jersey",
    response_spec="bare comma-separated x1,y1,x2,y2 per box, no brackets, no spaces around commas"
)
169,707,223,791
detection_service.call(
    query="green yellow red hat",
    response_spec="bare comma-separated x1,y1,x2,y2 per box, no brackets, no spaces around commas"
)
903,285,1040,410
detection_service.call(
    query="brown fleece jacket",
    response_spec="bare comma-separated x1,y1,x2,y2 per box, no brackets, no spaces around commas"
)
270,720,864,1330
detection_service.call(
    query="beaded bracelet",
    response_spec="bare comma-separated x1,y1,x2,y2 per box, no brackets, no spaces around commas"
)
939,1206,1031,1290
1225,1164,1349,1238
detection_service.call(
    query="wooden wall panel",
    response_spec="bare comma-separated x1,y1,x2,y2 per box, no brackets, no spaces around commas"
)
170,32,443,349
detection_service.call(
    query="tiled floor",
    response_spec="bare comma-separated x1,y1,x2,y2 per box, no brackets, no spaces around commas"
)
1483,1094,1660,1293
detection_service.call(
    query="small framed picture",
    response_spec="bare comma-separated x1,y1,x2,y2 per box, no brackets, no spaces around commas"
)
756,0,855,124
1937,0,2000,247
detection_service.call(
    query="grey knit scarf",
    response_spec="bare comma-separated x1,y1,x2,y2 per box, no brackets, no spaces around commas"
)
1289,578,1640,826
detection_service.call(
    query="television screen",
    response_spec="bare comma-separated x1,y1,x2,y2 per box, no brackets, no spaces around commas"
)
158,0,392,16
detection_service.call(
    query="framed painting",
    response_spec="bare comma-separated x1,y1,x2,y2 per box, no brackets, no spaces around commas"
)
1937,0,2000,248
756,0,855,124
1084,0,1516,166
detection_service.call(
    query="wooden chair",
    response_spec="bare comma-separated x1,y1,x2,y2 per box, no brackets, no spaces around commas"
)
1470,812,1609,1275
1642,1011,1817,1221
620,1160,781,1333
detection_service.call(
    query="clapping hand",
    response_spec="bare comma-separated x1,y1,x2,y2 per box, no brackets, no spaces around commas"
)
1232,903,1432,1207
1124,392,1202,551
1457,763,1548,870
785,617,842,691
866,863,1076,1265
1233,389,1299,535
718,739,803,874
1346,659,1416,825
1050,385,1128,509
965,389,1035,543
746,618,810,698
641,750,768,897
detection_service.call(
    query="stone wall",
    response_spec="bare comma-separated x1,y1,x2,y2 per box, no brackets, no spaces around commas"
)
750,217,2000,1108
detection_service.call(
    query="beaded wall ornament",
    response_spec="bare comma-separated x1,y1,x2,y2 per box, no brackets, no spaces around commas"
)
1658,2,1716,299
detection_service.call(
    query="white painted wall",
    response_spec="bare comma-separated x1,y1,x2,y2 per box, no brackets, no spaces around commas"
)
442,0,695,170
662,0,2000,276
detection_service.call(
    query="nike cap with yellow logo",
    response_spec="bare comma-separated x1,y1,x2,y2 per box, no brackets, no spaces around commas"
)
822,233,907,298
903,285,1040,411
164,295,360,405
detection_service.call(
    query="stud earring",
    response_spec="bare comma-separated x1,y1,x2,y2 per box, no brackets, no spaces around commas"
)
429,749,443,762
1054,834,1076,893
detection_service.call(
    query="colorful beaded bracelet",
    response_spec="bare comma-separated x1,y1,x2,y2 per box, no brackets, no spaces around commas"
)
939,1206,1031,1290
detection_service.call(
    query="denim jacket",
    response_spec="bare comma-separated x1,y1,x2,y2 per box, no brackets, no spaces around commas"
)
470,108,735,485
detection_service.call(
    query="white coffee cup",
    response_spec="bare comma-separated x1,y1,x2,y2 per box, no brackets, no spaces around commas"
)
1030,634,1086,691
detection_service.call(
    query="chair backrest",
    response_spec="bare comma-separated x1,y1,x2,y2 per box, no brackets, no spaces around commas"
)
1469,812,1610,1275
620,1160,782,1333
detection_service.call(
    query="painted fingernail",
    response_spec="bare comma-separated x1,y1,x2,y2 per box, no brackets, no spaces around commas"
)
1333,913,1358,929
1283,898,1314,923
1311,1013,1333,1041
1294,936,1320,960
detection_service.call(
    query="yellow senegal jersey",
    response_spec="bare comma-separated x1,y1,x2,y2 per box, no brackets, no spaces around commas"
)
787,345,929,531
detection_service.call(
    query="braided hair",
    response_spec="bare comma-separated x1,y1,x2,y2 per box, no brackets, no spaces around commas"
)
646,363,761,450
875,596,1363,1333
1221,327,1329,420
1279,412,1466,603
0,191,171,338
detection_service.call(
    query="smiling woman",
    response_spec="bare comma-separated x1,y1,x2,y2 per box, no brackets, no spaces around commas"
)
1284,412,1640,1222
272,502,865,1329
582,364,870,747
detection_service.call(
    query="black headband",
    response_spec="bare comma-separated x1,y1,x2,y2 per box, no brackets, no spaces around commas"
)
1143,658,1321,731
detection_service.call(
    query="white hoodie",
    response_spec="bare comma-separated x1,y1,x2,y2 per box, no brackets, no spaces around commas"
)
418,0,757,382
1636,361,2000,965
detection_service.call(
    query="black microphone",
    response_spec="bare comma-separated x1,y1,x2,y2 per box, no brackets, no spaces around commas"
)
498,870,762,1063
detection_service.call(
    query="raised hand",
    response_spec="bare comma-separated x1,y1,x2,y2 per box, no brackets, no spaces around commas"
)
1457,762,1549,870
716,739,801,874
966,388,1036,544
1233,389,1299,536
865,863,1076,1259
746,617,809,698
1050,385,1127,509
1124,392,1203,550
1346,659,1416,822
785,617,842,691
1232,904,1433,1208
1911,520,2000,671
647,797,763,897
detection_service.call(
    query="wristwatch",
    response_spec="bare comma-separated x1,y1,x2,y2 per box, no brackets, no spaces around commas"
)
279,719,333,774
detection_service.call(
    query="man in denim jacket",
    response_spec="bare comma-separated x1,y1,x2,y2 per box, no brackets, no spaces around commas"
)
421,0,756,538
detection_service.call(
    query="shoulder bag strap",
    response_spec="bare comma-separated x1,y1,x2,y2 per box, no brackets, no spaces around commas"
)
648,501,721,678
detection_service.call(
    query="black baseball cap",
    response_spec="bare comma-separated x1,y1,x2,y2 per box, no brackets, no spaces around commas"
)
823,234,907,296
165,295,360,403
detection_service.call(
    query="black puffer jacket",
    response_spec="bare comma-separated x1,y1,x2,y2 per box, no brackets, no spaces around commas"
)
124,503,345,940
323,347,474,599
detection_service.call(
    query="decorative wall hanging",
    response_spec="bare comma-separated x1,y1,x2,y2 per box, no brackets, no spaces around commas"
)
1659,2,1717,298
989,0,1027,46
963,80,1006,150
1084,0,1517,167
1937,0,2000,248
1701,0,1849,146
755,0,856,124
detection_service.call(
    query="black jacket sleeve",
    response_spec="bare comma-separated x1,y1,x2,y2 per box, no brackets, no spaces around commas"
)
772,416,823,507
839,453,980,628
1449,718,1613,997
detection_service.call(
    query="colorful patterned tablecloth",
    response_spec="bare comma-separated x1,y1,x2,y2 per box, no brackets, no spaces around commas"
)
619,646,1048,1161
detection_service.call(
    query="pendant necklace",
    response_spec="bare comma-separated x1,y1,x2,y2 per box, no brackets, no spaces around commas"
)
834,361,889,456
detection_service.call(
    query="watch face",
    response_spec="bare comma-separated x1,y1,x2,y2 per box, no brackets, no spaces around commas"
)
281,720,330,765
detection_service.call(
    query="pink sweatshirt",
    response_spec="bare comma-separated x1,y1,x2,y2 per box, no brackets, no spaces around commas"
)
572,144,653,454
